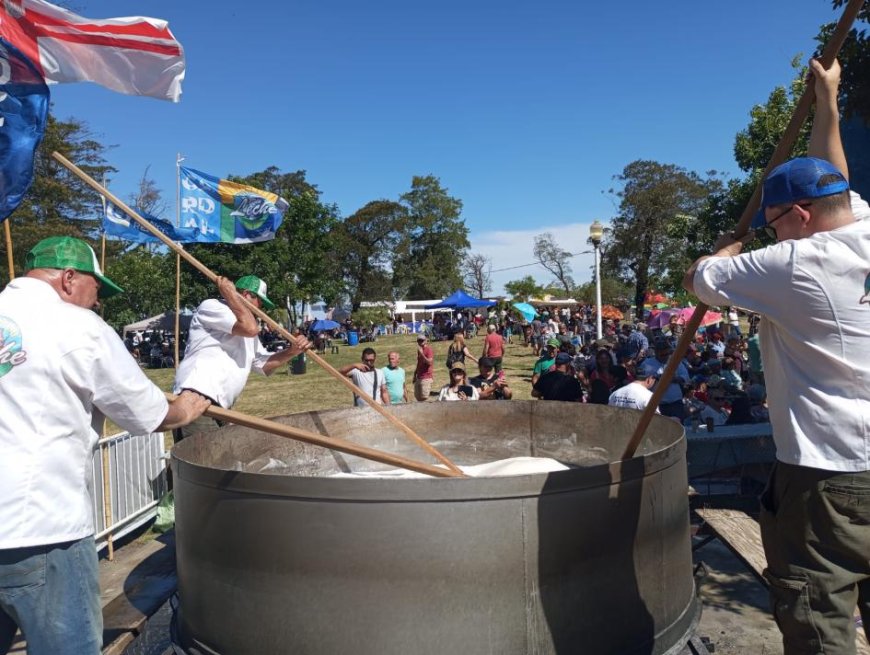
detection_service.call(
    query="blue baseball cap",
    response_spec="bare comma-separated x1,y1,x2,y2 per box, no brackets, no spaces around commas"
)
638,361,662,379
751,157,849,230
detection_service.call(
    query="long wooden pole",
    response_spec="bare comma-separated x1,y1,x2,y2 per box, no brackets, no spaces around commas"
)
164,393,457,478
622,0,866,461
4,221,14,281
53,152,464,476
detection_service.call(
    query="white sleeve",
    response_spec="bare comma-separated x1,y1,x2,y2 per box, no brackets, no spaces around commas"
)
194,299,236,335
250,336,272,375
63,319,168,434
851,191,870,222
693,243,795,316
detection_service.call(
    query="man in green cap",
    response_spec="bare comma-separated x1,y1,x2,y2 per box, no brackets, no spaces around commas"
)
172,273,310,440
0,236,211,655
531,338,560,386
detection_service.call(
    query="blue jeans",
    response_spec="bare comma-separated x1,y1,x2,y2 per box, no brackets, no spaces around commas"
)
0,536,101,655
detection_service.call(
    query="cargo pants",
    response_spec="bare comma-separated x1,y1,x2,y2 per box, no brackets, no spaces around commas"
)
760,461,870,655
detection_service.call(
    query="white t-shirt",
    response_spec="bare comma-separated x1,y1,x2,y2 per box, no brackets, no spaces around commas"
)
608,382,656,412
694,195,870,471
0,278,168,548
437,385,480,401
350,367,386,407
698,404,729,427
173,299,272,408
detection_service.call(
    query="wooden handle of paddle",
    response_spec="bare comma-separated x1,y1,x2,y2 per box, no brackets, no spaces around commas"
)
53,151,465,476
621,0,865,461
166,393,460,478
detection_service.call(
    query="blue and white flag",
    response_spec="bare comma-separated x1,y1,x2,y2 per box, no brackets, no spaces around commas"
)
179,167,286,243
0,38,49,222
103,202,200,244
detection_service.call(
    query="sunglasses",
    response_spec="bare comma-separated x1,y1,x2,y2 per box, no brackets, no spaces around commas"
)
763,203,812,240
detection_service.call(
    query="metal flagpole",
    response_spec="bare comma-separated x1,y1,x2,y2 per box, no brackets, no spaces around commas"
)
174,154,184,368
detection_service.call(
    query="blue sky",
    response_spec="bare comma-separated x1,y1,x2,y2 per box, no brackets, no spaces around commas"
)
50,0,843,294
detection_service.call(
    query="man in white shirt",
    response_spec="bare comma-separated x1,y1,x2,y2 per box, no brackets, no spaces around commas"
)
340,347,389,407
172,274,310,440
608,361,659,412
684,59,870,653
0,237,210,655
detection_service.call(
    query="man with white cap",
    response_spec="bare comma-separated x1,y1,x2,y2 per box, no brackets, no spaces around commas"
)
0,236,210,655
685,59,870,653
172,274,310,440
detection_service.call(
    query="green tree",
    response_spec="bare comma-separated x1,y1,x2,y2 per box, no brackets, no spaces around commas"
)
333,200,406,310
102,248,175,330
533,232,574,295
602,160,719,313
734,56,811,174
503,275,544,300
392,175,469,299
573,278,633,307
1,113,115,284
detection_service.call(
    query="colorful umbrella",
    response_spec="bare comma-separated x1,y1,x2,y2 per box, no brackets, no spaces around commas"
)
512,302,537,322
676,307,723,328
600,305,624,320
646,308,681,330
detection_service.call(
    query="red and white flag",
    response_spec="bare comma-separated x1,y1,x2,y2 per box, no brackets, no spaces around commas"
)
0,0,185,101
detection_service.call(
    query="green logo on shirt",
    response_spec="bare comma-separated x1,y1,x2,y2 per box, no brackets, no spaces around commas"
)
861,272,870,305
0,316,27,378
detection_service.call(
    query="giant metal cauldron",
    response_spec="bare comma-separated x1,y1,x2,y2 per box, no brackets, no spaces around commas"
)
172,401,698,654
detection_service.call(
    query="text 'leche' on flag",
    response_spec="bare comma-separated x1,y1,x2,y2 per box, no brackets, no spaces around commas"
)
179,167,287,244
103,203,200,245
0,0,185,102
0,37,48,222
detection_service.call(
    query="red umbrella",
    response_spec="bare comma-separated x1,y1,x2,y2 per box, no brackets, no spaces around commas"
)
677,307,722,327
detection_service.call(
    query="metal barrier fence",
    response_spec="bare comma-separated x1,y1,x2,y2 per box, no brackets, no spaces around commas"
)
91,430,168,555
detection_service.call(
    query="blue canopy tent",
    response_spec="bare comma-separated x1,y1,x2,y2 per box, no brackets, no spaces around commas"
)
426,290,496,309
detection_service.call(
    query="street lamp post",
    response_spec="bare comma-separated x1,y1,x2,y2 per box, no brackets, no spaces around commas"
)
589,220,604,339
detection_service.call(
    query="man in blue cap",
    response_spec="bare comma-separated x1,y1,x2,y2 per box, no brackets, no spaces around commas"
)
685,59,870,653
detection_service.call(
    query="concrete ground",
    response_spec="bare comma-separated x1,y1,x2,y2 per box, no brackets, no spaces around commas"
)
694,536,783,654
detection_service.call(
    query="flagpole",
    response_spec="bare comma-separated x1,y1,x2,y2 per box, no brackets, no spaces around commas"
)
52,151,464,477
3,221,14,281
174,154,184,368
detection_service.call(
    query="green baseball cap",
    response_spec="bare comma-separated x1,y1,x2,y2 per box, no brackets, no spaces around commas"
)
25,236,123,299
546,338,560,348
235,275,275,310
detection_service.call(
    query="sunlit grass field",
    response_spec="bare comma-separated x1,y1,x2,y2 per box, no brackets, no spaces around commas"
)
143,333,541,420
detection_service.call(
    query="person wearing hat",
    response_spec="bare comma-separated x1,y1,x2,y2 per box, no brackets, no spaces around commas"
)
0,237,210,655
685,59,870,652
172,274,310,440
639,337,689,420
531,338,560,386
469,357,513,400
608,360,659,412
437,360,479,401
531,352,582,402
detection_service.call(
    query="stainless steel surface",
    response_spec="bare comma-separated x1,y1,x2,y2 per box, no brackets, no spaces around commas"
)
172,401,698,654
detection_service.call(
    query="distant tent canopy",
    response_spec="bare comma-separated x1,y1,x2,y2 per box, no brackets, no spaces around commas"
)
123,309,194,337
426,290,495,309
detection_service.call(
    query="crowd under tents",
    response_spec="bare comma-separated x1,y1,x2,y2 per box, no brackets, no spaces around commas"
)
122,309,194,337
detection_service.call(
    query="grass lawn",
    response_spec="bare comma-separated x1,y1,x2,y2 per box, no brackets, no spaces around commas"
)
144,333,542,420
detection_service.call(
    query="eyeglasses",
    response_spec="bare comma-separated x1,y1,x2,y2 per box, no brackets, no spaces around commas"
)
763,203,812,240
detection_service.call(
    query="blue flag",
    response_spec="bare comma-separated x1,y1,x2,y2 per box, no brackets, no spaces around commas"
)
0,38,49,222
103,202,201,244
179,167,286,243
